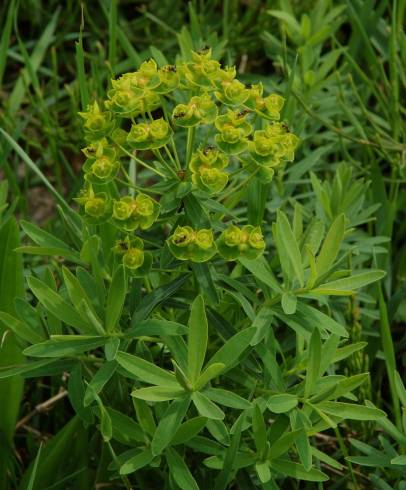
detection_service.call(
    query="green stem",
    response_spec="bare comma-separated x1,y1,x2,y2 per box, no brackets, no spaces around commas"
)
152,149,179,179
117,143,165,178
334,427,359,490
186,126,196,168
163,144,180,170
377,283,402,429
221,168,259,202
106,441,133,489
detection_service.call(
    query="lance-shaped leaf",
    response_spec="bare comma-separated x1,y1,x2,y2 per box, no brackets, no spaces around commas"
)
269,459,328,482
268,394,298,414
192,391,225,420
312,270,385,295
205,388,252,409
206,327,256,369
194,363,225,391
116,351,178,386
27,276,94,334
23,336,107,358
188,295,208,383
151,396,191,455
165,447,199,490
252,403,267,457
84,361,118,406
315,213,345,277
0,311,43,344
120,449,154,475
62,266,102,330
131,385,185,402
317,401,386,420
275,210,304,286
106,266,127,333
304,328,321,399
171,417,208,446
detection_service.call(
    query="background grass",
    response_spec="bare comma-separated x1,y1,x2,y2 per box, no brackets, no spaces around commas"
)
0,0,405,488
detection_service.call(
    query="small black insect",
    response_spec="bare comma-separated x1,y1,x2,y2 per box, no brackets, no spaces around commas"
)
164,65,177,73
174,111,186,119
203,145,215,155
117,240,129,251
281,122,290,132
197,45,210,54
237,109,250,118
174,234,188,244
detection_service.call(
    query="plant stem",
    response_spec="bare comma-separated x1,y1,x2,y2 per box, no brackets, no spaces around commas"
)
186,126,195,168
334,427,359,490
377,283,401,429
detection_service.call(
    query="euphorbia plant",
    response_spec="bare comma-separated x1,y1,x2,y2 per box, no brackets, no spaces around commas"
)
0,49,387,488
75,47,298,272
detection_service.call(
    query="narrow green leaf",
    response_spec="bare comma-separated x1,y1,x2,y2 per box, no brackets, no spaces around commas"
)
165,447,199,490
207,327,255,369
120,449,154,475
151,396,191,455
28,276,93,333
281,292,297,315
27,443,42,490
116,351,178,386
268,430,301,460
131,386,184,402
394,371,406,407
269,459,328,482
315,214,345,277
188,295,208,383
239,256,282,293
252,403,267,455
9,10,59,114
205,388,252,409
23,336,107,358
194,363,225,391
304,329,322,399
313,270,386,295
276,210,304,286
84,361,117,406
268,394,298,414
107,407,144,445
171,417,207,446
255,461,271,483
317,401,386,420
0,311,43,344
106,266,126,333
192,391,225,420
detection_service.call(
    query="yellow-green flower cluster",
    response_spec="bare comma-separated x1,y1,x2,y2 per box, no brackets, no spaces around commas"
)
112,194,160,232
82,139,120,183
79,101,116,142
172,94,217,127
112,237,152,276
127,118,172,150
167,224,265,263
189,147,229,194
76,48,299,269
217,225,265,260
168,226,216,262
215,109,253,154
